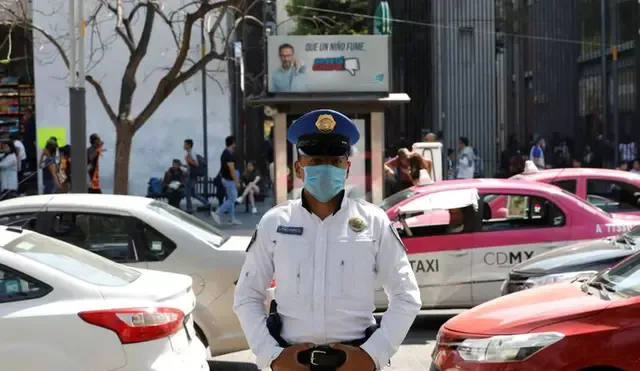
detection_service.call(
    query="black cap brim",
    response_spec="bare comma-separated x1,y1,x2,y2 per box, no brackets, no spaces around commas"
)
297,134,350,157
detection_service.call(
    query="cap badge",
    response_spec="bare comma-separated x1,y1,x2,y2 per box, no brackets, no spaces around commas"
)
315,114,336,133
348,216,367,233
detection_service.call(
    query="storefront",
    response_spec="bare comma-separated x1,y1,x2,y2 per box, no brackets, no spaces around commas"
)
0,22,37,193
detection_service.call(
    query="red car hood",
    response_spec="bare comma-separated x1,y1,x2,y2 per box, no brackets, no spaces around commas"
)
444,284,610,335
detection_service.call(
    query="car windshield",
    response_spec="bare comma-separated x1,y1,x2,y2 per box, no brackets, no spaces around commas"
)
561,189,612,217
598,252,640,297
147,201,229,246
2,232,140,286
379,188,419,211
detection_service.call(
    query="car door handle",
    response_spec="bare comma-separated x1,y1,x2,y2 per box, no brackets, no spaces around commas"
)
449,251,468,257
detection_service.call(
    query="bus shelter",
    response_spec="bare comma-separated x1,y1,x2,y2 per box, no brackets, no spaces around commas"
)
247,93,410,205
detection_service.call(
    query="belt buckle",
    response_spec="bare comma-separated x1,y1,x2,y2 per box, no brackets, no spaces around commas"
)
310,350,327,366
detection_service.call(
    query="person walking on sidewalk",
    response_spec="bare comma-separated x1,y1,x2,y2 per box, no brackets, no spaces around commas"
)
211,136,242,225
183,139,211,213
233,109,421,371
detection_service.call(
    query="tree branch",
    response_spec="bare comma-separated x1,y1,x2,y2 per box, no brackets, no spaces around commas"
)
86,75,117,124
117,2,156,120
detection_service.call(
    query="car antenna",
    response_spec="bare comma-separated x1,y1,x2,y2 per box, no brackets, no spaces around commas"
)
6,195,55,233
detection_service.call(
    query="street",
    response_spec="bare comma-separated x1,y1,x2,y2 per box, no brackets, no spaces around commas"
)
207,311,460,370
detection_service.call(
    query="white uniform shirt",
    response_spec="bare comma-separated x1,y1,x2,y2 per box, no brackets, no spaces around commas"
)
233,194,421,370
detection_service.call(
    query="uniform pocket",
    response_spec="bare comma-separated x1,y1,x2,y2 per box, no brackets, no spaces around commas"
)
331,238,377,300
273,237,312,302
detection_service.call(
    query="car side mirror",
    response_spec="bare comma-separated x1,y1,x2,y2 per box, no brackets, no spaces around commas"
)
151,240,163,252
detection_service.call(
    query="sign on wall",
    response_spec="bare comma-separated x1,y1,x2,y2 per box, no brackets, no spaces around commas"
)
267,35,390,94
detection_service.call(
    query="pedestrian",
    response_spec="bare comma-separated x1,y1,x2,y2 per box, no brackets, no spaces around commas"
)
0,141,19,199
424,132,437,142
211,136,242,225
529,136,546,169
87,134,103,194
233,109,421,371
183,139,210,213
237,161,261,214
42,140,60,194
456,136,475,179
58,145,71,193
163,159,185,208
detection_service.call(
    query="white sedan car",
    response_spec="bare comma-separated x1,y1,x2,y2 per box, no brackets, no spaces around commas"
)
0,194,251,356
0,226,208,371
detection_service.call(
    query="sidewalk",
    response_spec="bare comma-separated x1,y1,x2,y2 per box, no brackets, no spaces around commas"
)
193,194,275,237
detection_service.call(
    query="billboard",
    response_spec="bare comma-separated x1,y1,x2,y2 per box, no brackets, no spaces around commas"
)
267,35,390,94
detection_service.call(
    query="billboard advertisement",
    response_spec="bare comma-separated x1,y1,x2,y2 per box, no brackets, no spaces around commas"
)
267,35,390,93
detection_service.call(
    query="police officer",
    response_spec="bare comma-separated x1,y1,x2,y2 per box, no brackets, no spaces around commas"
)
233,109,421,371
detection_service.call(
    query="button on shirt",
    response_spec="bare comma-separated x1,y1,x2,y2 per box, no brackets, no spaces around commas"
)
233,194,421,370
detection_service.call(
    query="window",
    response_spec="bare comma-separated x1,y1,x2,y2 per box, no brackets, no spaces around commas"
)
48,213,136,263
0,265,52,303
480,194,566,232
147,201,228,246
1,234,140,286
0,214,36,230
550,180,577,194
586,179,640,213
379,188,419,211
137,221,177,262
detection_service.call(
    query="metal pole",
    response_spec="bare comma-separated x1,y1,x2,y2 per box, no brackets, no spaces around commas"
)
611,0,619,166
69,0,87,192
200,17,209,181
68,0,76,86
600,0,608,142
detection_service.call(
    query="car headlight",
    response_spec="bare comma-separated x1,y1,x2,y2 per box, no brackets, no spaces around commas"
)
458,332,564,362
524,271,597,288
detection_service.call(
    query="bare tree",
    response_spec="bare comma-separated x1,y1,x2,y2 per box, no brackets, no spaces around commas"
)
0,0,256,194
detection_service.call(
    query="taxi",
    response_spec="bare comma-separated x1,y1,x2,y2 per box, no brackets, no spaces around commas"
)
377,177,640,309
432,250,640,371
515,161,640,216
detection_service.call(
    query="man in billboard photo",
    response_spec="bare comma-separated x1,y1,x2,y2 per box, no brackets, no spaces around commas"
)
271,43,307,92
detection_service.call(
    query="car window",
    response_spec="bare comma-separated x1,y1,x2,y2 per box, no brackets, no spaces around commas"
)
0,265,52,303
0,214,36,230
587,179,640,213
2,233,141,286
480,193,566,232
379,188,419,211
550,179,577,194
137,221,177,262
48,213,137,263
147,201,228,246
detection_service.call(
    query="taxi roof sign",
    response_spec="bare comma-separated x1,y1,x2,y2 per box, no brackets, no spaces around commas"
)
399,188,479,214
523,160,539,174
418,169,433,186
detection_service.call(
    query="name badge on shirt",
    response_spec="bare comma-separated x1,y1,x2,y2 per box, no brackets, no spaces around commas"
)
277,225,304,235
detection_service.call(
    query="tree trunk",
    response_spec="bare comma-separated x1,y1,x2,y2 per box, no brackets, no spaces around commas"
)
113,122,134,195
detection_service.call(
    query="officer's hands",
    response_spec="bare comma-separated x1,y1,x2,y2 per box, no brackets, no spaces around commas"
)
330,343,376,371
271,343,313,371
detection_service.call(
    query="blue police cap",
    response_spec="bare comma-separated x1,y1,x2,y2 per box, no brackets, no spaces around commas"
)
287,109,360,157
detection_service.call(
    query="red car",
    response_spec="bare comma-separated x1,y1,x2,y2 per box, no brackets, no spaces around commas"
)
377,179,640,309
516,166,640,216
432,250,640,370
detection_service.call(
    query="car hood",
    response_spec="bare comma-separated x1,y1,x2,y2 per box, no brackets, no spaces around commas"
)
511,239,635,274
444,284,609,335
217,235,252,251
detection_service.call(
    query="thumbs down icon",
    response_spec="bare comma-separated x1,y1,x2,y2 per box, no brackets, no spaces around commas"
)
344,58,360,76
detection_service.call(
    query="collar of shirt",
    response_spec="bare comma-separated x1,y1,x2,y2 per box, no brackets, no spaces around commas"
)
301,189,347,216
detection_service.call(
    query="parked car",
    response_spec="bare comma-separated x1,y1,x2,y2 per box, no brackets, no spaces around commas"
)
0,194,251,356
515,163,640,216
377,179,640,309
0,226,208,371
502,225,640,295
432,250,640,371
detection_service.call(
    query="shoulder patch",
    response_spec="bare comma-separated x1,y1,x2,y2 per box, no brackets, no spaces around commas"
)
389,224,408,252
246,229,258,252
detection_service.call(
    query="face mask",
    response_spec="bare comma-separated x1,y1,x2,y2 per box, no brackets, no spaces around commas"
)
302,165,347,202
